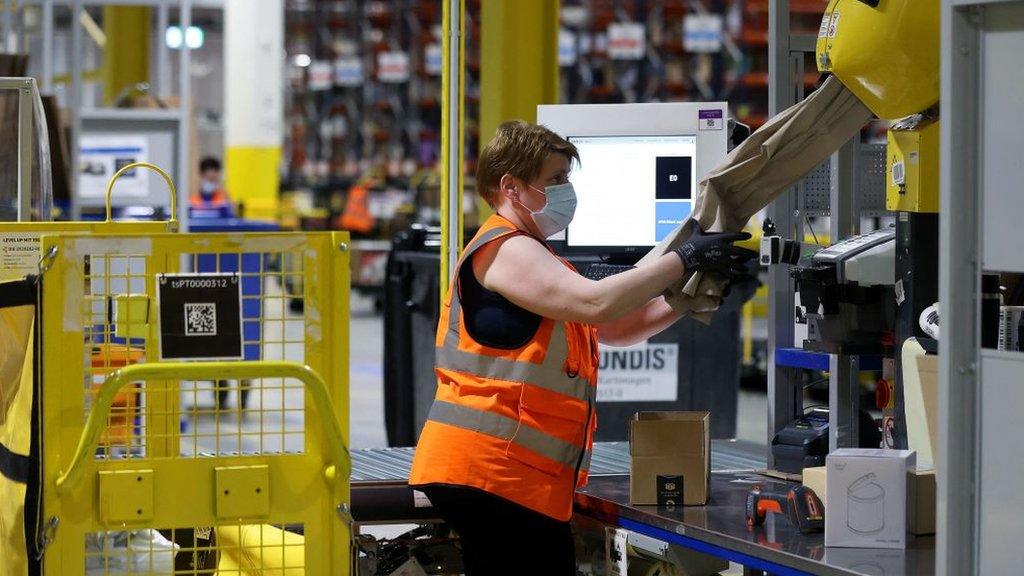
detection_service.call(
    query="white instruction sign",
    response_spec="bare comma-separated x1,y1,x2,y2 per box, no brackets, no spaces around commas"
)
377,51,410,83
597,342,678,402
334,57,364,87
0,232,40,282
308,60,333,91
683,14,723,53
79,135,149,198
607,22,645,60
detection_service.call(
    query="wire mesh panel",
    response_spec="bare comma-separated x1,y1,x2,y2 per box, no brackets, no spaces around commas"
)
177,250,308,458
82,252,151,459
801,143,889,217
38,232,351,575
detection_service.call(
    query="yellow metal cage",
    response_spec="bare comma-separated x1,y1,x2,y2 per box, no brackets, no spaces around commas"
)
33,231,352,575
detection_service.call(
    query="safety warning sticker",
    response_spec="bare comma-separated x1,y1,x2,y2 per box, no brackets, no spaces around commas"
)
818,13,832,38
1,232,40,282
827,12,841,39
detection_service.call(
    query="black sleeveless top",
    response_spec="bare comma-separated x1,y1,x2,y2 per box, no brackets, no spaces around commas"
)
459,249,542,350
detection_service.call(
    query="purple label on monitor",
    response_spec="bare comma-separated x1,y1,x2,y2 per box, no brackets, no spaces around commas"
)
698,109,724,131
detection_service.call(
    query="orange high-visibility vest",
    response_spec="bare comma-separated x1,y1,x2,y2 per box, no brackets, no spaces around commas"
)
340,185,374,233
190,189,230,208
409,214,599,521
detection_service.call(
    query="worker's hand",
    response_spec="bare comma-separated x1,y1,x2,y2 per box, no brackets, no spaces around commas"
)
672,225,757,280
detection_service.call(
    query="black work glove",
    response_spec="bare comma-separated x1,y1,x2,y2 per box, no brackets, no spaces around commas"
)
672,225,757,281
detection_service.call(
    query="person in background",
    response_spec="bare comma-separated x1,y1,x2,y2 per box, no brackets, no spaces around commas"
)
191,156,243,409
191,156,234,217
409,120,755,575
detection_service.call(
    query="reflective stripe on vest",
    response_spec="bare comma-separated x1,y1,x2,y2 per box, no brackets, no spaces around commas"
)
427,400,581,469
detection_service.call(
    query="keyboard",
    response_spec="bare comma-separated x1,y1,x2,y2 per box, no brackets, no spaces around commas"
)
583,263,636,281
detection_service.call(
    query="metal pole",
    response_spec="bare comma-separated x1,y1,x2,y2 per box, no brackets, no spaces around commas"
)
69,0,84,220
938,3,981,574
765,0,802,468
41,0,54,92
828,354,860,451
829,138,860,239
177,0,192,231
17,78,35,221
446,0,461,279
3,0,15,53
828,137,860,450
157,0,169,99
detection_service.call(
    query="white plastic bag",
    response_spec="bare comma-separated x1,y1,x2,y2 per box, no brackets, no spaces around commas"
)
85,529,179,575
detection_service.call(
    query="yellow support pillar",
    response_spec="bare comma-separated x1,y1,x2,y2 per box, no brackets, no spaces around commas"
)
224,0,284,221
479,0,560,214
101,7,150,106
480,0,560,139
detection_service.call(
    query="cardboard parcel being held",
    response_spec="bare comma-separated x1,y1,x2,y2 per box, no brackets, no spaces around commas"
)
637,76,873,322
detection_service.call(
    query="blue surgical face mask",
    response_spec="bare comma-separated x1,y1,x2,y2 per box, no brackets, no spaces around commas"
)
522,182,577,238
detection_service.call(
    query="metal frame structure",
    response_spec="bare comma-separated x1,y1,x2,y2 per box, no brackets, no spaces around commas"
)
0,77,37,220
12,0,193,227
764,0,804,467
440,0,465,299
765,0,864,466
939,1,1024,574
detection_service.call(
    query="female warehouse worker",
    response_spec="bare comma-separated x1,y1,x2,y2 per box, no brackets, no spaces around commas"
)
409,120,754,575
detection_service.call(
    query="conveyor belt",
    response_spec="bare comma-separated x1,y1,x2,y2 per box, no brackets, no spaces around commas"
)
351,440,765,482
349,440,765,523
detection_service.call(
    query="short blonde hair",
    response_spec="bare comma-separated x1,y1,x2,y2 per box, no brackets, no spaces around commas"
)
476,120,579,207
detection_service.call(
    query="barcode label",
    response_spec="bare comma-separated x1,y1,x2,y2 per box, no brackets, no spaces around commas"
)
185,303,217,336
892,161,906,187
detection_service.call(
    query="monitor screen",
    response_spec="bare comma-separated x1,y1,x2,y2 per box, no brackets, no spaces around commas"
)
566,134,697,248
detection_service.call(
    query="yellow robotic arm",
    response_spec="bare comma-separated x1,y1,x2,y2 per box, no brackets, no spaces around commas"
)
816,0,940,121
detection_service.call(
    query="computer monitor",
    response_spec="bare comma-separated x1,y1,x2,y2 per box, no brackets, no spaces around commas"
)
536,102,729,258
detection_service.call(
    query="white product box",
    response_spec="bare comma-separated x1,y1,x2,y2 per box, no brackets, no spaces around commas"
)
825,449,916,548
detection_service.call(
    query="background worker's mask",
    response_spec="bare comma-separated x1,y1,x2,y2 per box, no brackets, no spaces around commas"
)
522,182,577,238
200,180,218,199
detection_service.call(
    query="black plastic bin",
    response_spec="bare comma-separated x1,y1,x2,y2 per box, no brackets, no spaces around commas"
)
384,225,443,447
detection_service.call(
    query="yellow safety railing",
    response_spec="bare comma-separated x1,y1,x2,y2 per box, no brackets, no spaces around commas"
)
56,361,349,495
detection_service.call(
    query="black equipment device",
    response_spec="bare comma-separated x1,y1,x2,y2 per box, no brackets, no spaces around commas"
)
771,409,830,474
771,408,883,474
745,484,825,534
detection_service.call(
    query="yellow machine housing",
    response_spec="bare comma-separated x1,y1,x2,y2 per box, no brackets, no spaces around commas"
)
816,0,940,120
887,117,939,213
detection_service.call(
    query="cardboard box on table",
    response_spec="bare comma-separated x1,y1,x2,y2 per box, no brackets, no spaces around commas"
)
629,412,710,506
